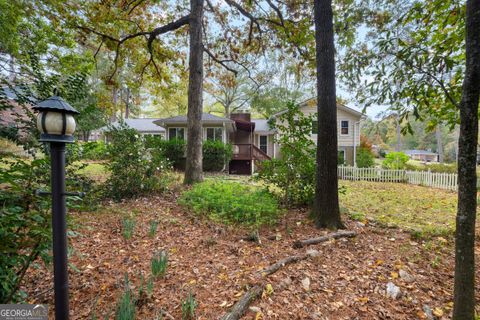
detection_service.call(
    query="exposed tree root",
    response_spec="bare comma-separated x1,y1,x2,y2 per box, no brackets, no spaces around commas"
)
219,285,263,320
258,254,308,277
292,230,356,248
220,231,357,319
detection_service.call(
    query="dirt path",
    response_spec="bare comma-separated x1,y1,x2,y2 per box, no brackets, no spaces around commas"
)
23,195,479,319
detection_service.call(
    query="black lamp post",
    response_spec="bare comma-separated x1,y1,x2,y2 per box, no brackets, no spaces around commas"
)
33,95,79,320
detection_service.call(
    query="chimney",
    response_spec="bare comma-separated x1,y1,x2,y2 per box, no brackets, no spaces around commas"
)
230,112,251,122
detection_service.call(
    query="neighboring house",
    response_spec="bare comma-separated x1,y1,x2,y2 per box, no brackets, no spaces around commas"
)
153,100,364,174
270,99,365,166
92,118,166,141
0,87,34,138
404,149,439,162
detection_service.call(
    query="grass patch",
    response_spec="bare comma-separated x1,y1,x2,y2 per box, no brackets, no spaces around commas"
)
178,180,280,227
340,180,464,238
75,161,109,182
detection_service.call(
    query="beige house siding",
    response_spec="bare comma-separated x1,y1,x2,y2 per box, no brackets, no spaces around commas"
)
253,133,275,157
272,104,363,165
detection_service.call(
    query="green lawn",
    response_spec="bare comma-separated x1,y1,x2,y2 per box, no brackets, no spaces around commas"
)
340,180,464,238
76,161,109,182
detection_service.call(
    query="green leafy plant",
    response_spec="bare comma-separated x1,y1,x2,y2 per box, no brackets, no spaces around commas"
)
202,140,233,172
148,220,159,237
104,124,170,201
356,148,375,168
115,274,136,320
382,152,410,169
82,141,108,160
256,101,316,206
122,217,135,240
0,155,93,303
151,251,168,278
178,180,279,227
158,138,186,170
181,291,197,320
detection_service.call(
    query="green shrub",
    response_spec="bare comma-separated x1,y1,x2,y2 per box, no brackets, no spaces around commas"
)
356,147,375,168
405,162,457,173
0,157,51,303
202,140,232,172
382,152,409,169
256,102,316,206
0,156,93,303
178,180,280,227
82,141,108,160
104,124,169,201
159,139,186,169
151,251,168,278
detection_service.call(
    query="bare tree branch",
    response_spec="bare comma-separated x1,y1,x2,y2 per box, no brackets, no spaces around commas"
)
78,15,189,80
204,47,238,75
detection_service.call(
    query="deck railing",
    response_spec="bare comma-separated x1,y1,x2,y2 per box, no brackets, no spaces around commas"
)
338,166,458,191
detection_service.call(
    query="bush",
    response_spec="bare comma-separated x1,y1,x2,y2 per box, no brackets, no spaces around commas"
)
178,180,280,227
203,140,233,172
104,124,169,201
382,152,409,169
0,156,93,302
256,102,316,206
82,141,108,160
159,139,186,170
356,147,375,168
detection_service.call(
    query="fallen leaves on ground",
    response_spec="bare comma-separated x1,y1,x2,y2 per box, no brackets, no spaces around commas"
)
22,193,480,319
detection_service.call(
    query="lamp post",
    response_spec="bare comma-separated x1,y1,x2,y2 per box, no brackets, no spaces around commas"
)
33,95,79,320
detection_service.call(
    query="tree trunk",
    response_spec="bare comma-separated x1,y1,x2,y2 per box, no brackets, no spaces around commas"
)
395,115,401,152
184,0,205,184
111,87,118,122
435,125,444,163
312,0,343,229
453,1,480,318
125,88,130,119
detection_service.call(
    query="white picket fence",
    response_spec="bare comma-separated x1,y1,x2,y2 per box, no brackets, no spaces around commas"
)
338,166,458,191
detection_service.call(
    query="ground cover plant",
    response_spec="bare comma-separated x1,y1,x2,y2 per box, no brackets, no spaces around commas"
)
178,180,280,227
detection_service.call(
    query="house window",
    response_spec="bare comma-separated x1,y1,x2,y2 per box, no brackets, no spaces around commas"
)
338,149,346,165
169,127,185,140
341,120,349,135
311,120,318,134
259,135,268,154
206,127,223,141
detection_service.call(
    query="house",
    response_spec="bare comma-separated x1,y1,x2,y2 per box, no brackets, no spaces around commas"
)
0,87,34,138
92,118,166,141
270,99,365,166
404,149,439,162
154,100,364,174
154,113,272,174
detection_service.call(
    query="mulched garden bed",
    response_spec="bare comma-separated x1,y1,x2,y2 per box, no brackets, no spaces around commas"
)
22,194,480,319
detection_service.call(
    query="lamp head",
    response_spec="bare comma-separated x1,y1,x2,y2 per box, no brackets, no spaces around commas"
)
33,96,79,143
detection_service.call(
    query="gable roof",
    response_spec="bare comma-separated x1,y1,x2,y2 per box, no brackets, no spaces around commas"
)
99,118,165,133
271,98,365,119
156,113,233,123
251,119,273,132
154,113,235,130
